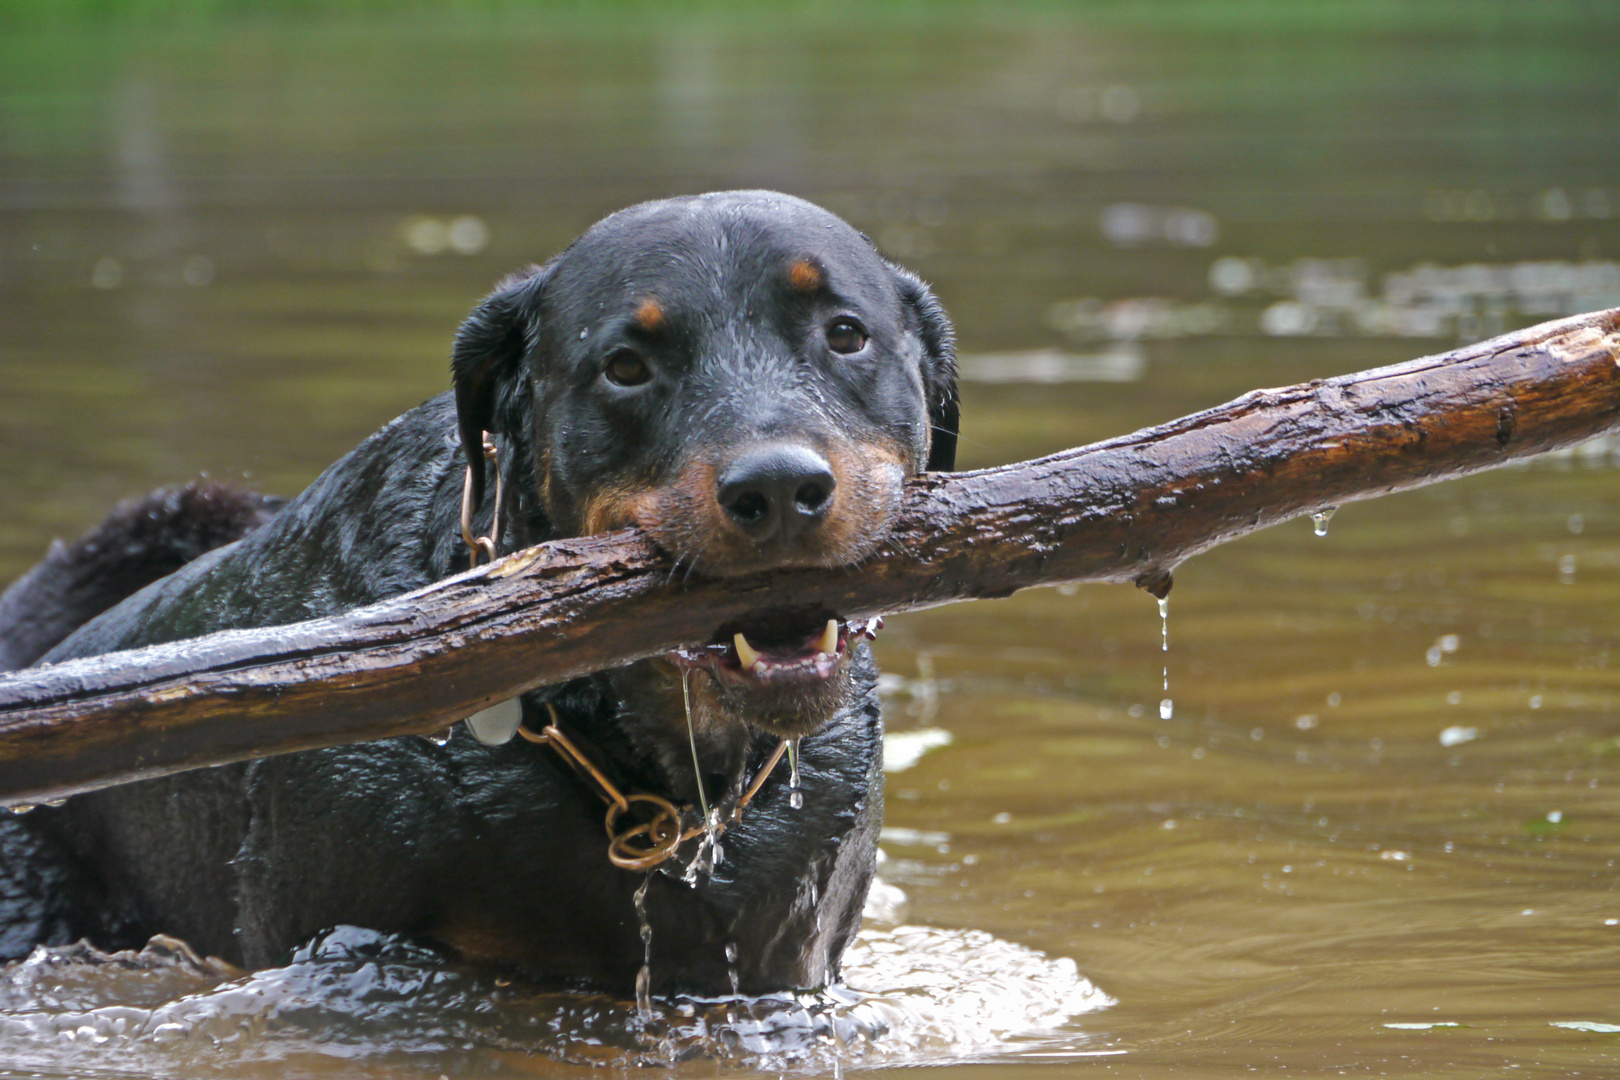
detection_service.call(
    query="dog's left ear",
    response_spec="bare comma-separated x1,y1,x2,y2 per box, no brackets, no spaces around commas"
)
452,266,549,507
890,264,960,472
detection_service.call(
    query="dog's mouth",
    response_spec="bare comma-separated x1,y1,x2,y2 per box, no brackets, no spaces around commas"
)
665,607,882,688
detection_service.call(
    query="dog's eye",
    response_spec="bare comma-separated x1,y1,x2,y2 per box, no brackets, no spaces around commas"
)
603,349,652,387
825,318,868,355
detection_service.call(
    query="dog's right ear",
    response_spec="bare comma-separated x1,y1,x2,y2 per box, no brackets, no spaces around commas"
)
452,266,548,508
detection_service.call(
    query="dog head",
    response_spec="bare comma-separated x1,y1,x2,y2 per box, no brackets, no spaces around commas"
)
451,191,957,742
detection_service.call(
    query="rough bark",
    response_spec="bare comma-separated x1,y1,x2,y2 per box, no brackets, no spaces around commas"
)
2,308,1618,806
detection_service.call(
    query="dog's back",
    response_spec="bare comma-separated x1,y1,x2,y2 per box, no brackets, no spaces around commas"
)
0,483,283,960
0,484,283,674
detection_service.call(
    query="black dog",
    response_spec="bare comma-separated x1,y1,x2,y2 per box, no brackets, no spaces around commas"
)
0,191,958,995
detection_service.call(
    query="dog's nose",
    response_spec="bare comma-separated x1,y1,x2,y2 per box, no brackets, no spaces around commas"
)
717,445,836,543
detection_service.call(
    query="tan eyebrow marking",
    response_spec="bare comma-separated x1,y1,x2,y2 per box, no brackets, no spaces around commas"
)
633,298,664,331
788,258,823,293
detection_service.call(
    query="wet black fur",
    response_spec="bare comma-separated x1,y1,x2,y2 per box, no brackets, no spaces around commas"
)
0,192,958,994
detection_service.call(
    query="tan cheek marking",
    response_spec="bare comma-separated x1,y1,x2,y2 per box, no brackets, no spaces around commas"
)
816,439,909,561
788,258,822,293
579,486,662,536
634,298,664,331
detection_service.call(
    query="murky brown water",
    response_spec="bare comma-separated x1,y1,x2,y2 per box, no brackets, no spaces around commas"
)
3,5,1620,1076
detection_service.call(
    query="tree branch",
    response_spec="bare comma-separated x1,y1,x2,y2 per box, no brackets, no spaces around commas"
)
3,308,1617,806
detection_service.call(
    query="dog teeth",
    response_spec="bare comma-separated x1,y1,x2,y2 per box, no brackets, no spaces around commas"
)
818,619,839,656
734,632,761,669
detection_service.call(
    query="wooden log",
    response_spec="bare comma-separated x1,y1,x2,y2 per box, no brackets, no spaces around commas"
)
1,308,1617,807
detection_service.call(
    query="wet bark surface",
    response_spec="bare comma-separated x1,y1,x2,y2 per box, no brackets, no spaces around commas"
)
2,308,1617,806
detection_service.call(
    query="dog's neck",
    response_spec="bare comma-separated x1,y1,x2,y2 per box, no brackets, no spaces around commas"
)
593,663,759,809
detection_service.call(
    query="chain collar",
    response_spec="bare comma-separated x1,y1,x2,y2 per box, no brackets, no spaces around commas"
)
520,703,788,872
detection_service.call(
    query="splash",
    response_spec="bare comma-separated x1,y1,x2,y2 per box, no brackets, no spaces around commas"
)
0,923,1112,1074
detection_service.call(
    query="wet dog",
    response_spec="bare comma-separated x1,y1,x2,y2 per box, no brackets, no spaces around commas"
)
0,191,958,995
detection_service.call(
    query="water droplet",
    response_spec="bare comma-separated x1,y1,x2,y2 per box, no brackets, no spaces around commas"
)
724,941,739,964
1159,699,1173,720
786,737,802,809
1311,506,1338,536
424,730,453,746
8,804,36,815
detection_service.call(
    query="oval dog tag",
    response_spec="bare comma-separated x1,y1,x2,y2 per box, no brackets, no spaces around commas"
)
464,697,523,745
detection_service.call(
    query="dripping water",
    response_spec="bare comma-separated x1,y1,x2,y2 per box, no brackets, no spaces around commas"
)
1158,596,1173,720
724,940,741,1025
788,738,804,810
1311,505,1338,537
679,670,723,878
633,877,653,1019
